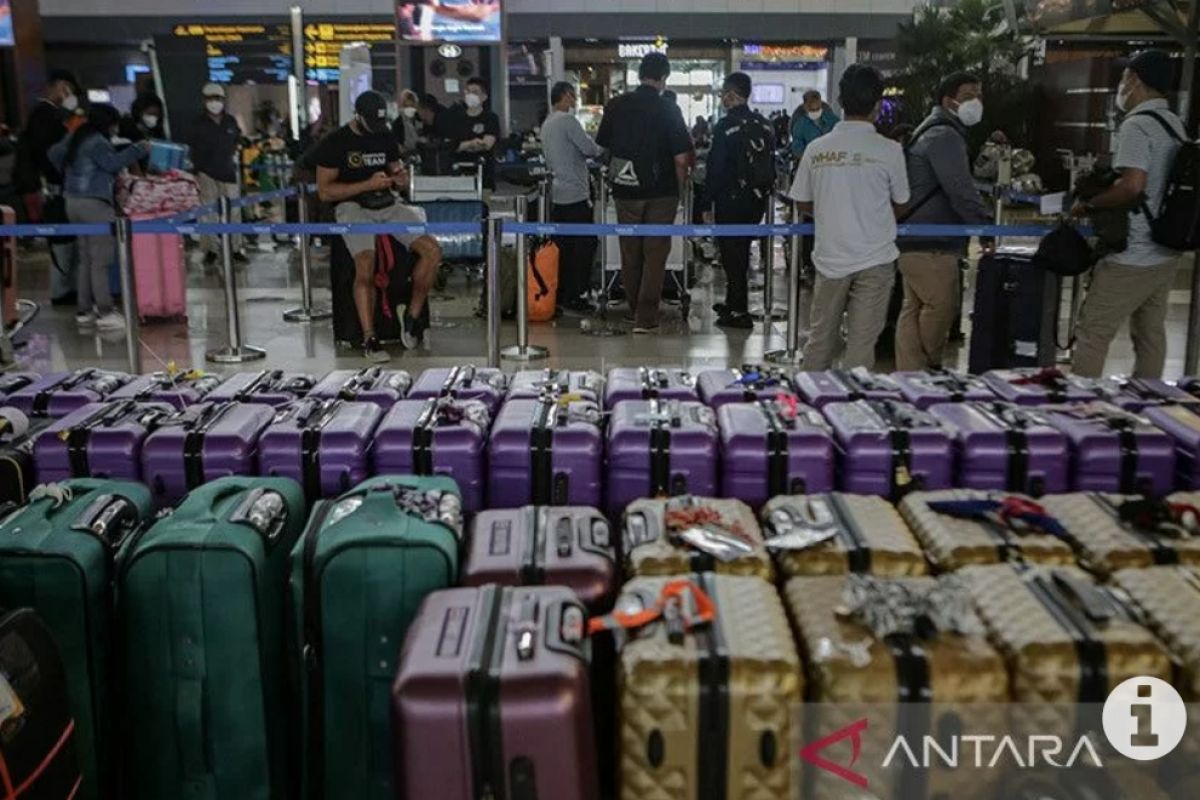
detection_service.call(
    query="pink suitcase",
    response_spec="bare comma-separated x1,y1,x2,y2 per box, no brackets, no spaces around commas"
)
131,212,187,321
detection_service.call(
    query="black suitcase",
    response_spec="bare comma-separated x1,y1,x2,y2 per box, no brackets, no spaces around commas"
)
968,247,1061,374
331,233,415,348
0,409,48,507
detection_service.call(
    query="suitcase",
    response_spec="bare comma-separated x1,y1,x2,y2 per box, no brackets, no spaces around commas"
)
0,480,152,800
1143,404,1200,489
290,476,462,800
1,205,17,328
130,213,187,320
981,367,1098,406
0,372,41,400
371,397,491,514
1042,402,1176,496
407,365,508,415
695,366,794,409
140,402,275,506
892,369,996,410
762,493,927,577
824,399,954,499
416,199,486,263
967,247,1060,373
118,477,305,800
108,370,225,410
392,585,597,800
613,574,801,800
488,396,604,509
257,398,383,501
603,367,699,408
205,369,317,407
717,399,835,507
34,400,174,484
1112,565,1200,700
900,489,1078,571
461,506,617,612
623,495,773,580
306,367,412,409
0,407,49,506
606,400,719,517
331,234,414,347
507,369,606,405
1087,376,1199,411
5,369,133,420
792,368,902,409
929,401,1071,495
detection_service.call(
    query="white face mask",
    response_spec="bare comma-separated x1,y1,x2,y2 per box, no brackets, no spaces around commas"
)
402,107,418,119
206,99,224,115
141,114,159,130
954,98,984,127
464,93,483,109
1116,81,1133,112
807,109,823,121
61,94,79,112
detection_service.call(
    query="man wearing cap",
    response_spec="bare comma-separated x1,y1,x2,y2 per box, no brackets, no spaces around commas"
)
185,83,247,265
1071,49,1186,378
315,90,442,362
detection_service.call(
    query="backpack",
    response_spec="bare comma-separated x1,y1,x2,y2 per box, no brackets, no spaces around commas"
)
1135,110,1200,251
897,120,957,223
733,112,776,198
1034,220,1094,277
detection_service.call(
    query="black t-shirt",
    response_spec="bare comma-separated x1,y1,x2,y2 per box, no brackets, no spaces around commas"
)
15,100,69,192
443,107,500,188
314,123,401,186
596,85,692,200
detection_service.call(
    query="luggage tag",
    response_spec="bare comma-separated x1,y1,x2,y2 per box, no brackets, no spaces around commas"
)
764,500,840,552
664,498,755,562
588,579,715,643
0,671,26,739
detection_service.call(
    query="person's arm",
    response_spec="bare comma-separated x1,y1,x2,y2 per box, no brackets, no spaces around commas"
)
567,116,604,158
668,111,692,198
925,132,990,224
788,150,814,216
700,126,728,215
888,141,912,216
1075,119,1150,214
90,137,149,173
595,104,613,150
790,117,807,156
47,139,67,174
480,113,499,151
316,165,393,203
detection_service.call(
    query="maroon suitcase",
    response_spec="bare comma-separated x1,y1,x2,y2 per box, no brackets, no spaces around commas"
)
392,584,598,800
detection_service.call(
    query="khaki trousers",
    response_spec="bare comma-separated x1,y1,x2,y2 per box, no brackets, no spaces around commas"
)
803,263,896,371
616,195,678,327
1071,257,1180,378
895,251,961,370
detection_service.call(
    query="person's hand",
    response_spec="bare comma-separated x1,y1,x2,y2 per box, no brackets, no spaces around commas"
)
391,166,410,191
1070,200,1091,219
702,211,714,225
367,171,394,192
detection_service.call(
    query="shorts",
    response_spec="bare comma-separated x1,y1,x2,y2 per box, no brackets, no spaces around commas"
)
334,200,428,257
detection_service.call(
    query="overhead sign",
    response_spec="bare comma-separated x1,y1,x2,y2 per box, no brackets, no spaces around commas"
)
1027,0,1158,28
438,43,463,59
0,0,13,48
397,0,503,44
618,37,669,59
304,23,394,43
742,44,829,62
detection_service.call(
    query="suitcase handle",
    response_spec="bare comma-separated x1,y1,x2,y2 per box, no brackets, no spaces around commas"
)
543,600,589,662
1049,570,1116,625
228,487,289,544
514,593,541,660
70,493,142,550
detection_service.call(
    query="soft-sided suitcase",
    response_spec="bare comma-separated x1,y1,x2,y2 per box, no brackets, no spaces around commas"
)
696,366,794,409
603,367,698,408
717,398,835,507
900,489,1077,571
407,365,508,415
206,369,317,407
1112,565,1200,700
371,397,490,513
257,398,382,501
392,585,597,800
331,234,414,347
306,367,412,409
118,477,305,800
1043,402,1176,496
892,369,995,410
109,370,224,409
762,493,927,577
792,368,902,409
824,399,954,498
130,214,187,320
489,396,604,509
0,479,152,800
0,407,49,506
6,369,133,419
1088,376,1199,411
623,495,773,580
981,367,1098,406
290,476,461,800
507,369,606,405
1144,404,1200,488
612,574,801,800
929,401,1071,495
606,400,719,517
140,402,275,506
34,400,174,484
967,247,1060,373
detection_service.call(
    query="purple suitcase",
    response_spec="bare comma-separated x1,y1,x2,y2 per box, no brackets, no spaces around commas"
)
408,365,508,415
793,368,902,409
140,402,275,506
0,372,41,400
1043,402,1176,496
929,401,1070,495
393,584,597,800
33,400,174,484
696,366,794,409
489,397,604,509
1179,376,1200,401
371,397,490,513
892,370,995,410
257,398,382,500
508,369,606,405
603,367,699,408
5,369,133,419
204,369,317,407
981,368,1098,406
462,506,617,612
307,367,412,409
1085,376,1200,412
1145,404,1200,488
606,399,719,517
108,371,225,410
825,399,954,498
717,398,835,507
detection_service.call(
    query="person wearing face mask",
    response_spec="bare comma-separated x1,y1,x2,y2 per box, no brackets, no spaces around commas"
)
445,77,501,190
119,92,166,144
184,83,247,265
790,90,839,158
392,89,422,156
894,71,993,371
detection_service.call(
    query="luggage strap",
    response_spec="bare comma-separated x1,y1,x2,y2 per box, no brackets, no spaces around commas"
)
587,578,715,638
830,493,873,573
0,374,35,395
440,365,476,397
639,367,669,399
871,401,920,500
981,404,1037,494
232,369,278,400
928,497,1069,561
1098,495,1198,564
411,398,442,476
1021,568,1112,704
759,396,805,497
530,397,567,505
647,399,682,499
924,369,974,401
62,399,143,478
178,403,237,490
520,506,549,584
1009,368,1071,403
296,400,343,500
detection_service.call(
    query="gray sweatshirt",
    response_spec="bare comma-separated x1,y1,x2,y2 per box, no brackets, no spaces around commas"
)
901,107,992,252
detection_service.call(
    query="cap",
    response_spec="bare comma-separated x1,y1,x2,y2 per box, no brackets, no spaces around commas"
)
202,83,227,99
354,90,389,131
1127,49,1174,95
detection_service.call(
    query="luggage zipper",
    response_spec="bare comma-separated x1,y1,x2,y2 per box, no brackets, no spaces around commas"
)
695,573,729,800
182,403,237,490
530,398,556,505
299,400,341,501
1089,494,1178,566
828,494,872,573
520,506,547,585
411,399,439,475
32,368,96,416
465,585,512,800
1020,567,1110,704
301,500,336,800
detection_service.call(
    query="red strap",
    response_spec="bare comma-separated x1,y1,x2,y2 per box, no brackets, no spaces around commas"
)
2,719,75,799
587,579,715,636
375,235,396,319
775,392,800,420
1171,503,1200,523
1010,368,1065,387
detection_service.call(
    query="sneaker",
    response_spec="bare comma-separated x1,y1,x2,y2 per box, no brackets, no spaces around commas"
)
632,324,660,335
95,311,126,332
716,312,754,330
75,312,95,328
363,336,390,363
398,310,421,350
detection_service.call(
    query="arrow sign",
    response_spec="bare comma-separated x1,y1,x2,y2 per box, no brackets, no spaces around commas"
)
174,25,188,36
305,57,317,67
304,24,318,39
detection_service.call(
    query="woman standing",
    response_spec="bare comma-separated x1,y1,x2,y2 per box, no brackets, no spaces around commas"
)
119,93,167,143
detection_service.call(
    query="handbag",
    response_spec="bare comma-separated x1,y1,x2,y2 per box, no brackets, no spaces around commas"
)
356,190,396,211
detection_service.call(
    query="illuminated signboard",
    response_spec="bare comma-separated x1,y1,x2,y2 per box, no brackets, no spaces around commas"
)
397,0,502,44
742,43,830,62
1027,0,1158,28
0,0,14,48
617,37,669,59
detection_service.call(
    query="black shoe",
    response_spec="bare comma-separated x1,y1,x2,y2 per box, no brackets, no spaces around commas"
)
712,302,728,316
203,251,219,266
363,336,390,363
716,312,754,330
398,309,420,349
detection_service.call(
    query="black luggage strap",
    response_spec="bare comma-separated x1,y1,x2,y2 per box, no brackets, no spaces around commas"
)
830,494,872,573
0,374,35,395
529,397,568,505
927,369,970,402
647,399,684,497
520,506,549,585
179,403,237,490
32,368,98,416
339,366,382,400
64,399,146,478
832,369,868,401
759,399,802,497
232,369,277,400
1111,417,1142,495
1095,494,1189,566
411,399,441,476
439,365,467,397
694,572,730,800
1022,568,1112,704
465,585,513,800
639,367,670,400
981,404,1036,494
296,399,343,500
872,401,918,500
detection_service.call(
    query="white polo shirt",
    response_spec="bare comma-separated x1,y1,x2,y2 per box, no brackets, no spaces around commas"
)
789,120,911,279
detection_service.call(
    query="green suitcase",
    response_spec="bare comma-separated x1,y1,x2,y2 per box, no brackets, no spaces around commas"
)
0,478,152,800
290,475,462,800
117,476,306,800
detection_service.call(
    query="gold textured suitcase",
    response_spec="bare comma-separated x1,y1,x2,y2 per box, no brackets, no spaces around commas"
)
1112,565,1200,701
623,496,773,581
762,494,928,578
616,573,801,800
900,489,1077,572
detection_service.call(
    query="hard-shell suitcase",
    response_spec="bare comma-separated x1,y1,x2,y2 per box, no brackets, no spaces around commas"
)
900,489,1077,571
1144,404,1200,489
1043,403,1176,496
205,369,317,407
606,400,719,517
1111,565,1200,700
507,369,606,405
792,368,902,409
716,399,835,507
0,407,49,506
489,396,604,509
130,213,187,320
967,247,1060,373
892,369,995,410
603,367,698,408
140,402,275,506
461,506,617,612
290,476,461,800
407,365,508,415
257,398,382,501
824,399,954,498
392,585,597,800
371,397,490,514
762,493,927,577
109,370,225,409
118,477,306,800
623,495,773,580
613,574,801,800
34,400,174,484
0,479,152,800
1088,376,1199,411
695,366,794,409
929,401,1071,495
306,367,412,409
5,369,133,420
981,368,1098,406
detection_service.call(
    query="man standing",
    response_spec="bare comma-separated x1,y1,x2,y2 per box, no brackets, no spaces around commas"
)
540,81,604,313
445,77,501,191
185,83,247,265
596,52,692,334
789,64,910,370
1072,49,1184,378
790,90,839,158
701,71,775,330
895,72,993,370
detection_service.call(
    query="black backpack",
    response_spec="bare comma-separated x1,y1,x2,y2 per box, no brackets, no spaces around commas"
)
733,112,776,198
1136,110,1200,251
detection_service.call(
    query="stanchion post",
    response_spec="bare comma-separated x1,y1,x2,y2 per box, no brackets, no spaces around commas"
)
1187,253,1200,374
114,215,143,374
486,216,502,368
765,202,804,365
538,171,553,225
582,166,625,338
283,182,332,322
502,194,549,361
207,196,267,364
755,198,785,321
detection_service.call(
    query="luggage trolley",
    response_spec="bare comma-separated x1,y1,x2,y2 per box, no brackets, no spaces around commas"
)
408,163,488,285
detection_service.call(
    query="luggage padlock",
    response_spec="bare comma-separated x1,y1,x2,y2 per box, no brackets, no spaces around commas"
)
559,605,585,644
